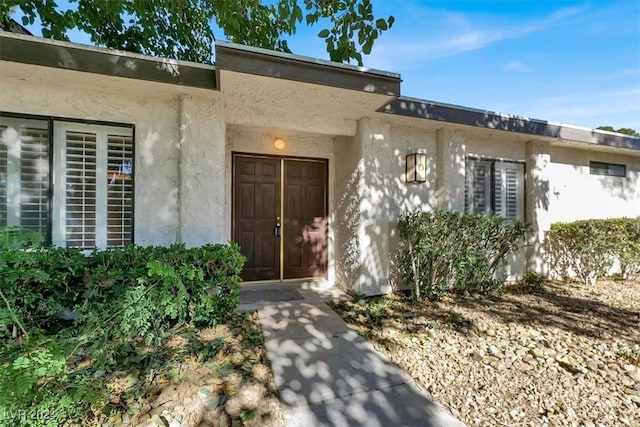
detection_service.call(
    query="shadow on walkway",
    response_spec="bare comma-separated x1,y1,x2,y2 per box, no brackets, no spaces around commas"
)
248,288,464,427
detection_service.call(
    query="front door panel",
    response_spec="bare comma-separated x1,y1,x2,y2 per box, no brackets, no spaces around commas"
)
233,156,281,281
283,160,327,278
232,154,327,282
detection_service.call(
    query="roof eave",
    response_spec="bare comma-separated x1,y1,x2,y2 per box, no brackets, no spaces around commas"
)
380,97,640,151
0,32,217,90
215,41,401,97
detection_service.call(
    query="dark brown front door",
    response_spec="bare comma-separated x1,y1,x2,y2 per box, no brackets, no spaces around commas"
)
233,156,281,281
232,154,327,282
284,160,327,279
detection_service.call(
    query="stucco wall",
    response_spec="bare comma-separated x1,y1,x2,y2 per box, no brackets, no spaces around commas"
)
0,69,207,246
334,120,442,294
333,134,362,291
548,146,640,222
333,120,537,294
178,95,226,246
465,133,527,161
225,125,336,282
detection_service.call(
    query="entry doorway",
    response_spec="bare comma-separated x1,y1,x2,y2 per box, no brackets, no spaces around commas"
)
232,153,328,282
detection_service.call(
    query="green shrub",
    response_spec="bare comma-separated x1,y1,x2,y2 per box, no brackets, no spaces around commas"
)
0,242,245,426
544,217,640,284
0,247,87,337
612,218,640,280
397,210,527,300
522,271,547,290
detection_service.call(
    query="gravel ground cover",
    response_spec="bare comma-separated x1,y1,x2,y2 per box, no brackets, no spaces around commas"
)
331,280,640,426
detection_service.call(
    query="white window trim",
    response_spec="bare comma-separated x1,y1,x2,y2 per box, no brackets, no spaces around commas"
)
53,122,133,249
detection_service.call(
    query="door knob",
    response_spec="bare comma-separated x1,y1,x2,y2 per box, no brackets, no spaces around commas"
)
275,216,281,236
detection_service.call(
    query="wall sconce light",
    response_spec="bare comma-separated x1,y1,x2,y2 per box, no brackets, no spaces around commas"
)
274,138,285,150
406,153,427,183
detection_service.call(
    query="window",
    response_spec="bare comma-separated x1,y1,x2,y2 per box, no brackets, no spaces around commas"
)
0,118,49,238
465,158,524,221
590,161,626,177
0,116,133,249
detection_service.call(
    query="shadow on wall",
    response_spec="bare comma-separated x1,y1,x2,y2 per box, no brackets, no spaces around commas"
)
573,158,637,202
335,125,473,295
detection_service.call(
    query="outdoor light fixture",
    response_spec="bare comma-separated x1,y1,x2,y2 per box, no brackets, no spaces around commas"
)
274,138,285,150
406,153,427,183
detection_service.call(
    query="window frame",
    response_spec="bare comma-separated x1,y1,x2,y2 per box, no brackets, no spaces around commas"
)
464,156,526,222
589,161,626,177
0,111,135,248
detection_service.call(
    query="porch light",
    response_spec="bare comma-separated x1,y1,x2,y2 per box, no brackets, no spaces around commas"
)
274,138,285,150
406,153,427,183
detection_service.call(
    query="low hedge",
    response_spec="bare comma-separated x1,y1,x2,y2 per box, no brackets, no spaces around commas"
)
0,243,245,341
398,210,527,300
544,217,640,284
0,242,245,426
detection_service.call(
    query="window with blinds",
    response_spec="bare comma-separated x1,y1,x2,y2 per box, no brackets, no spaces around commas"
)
64,131,97,249
107,133,133,247
53,123,133,250
2,116,133,249
465,158,524,221
0,119,50,240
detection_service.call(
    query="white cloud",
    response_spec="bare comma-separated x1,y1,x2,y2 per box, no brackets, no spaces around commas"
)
367,4,587,63
504,61,531,72
524,85,640,129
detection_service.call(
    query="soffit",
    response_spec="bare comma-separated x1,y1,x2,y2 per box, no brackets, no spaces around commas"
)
220,69,395,136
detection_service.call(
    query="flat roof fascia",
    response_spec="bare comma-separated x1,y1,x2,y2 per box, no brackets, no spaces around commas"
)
215,41,401,96
0,32,216,90
381,97,640,151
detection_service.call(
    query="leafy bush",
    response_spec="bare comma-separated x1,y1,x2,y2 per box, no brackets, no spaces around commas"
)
544,217,640,284
522,271,548,290
0,242,245,426
397,210,527,300
0,247,87,337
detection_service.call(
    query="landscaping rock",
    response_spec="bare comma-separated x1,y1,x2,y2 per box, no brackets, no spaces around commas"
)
332,279,640,427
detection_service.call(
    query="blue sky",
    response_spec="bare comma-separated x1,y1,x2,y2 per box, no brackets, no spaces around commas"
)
14,0,640,130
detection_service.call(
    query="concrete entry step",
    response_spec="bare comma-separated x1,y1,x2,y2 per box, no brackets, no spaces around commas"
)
237,284,351,313
240,288,304,304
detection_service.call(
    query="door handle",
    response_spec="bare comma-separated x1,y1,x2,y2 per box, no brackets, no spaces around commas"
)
275,216,281,236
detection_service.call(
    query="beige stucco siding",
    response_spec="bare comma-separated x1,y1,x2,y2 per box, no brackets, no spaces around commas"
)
465,133,526,161
0,62,230,248
548,146,640,223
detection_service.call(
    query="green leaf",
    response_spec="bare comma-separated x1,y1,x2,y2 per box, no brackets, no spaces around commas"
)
375,18,387,31
318,28,330,38
362,39,373,54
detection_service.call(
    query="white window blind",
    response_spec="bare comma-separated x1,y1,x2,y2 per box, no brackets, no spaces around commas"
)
494,162,524,221
64,130,98,249
465,159,492,216
54,123,133,249
0,119,49,238
107,133,133,247
465,158,524,221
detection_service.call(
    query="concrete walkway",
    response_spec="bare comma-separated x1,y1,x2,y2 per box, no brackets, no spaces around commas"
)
241,286,465,427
